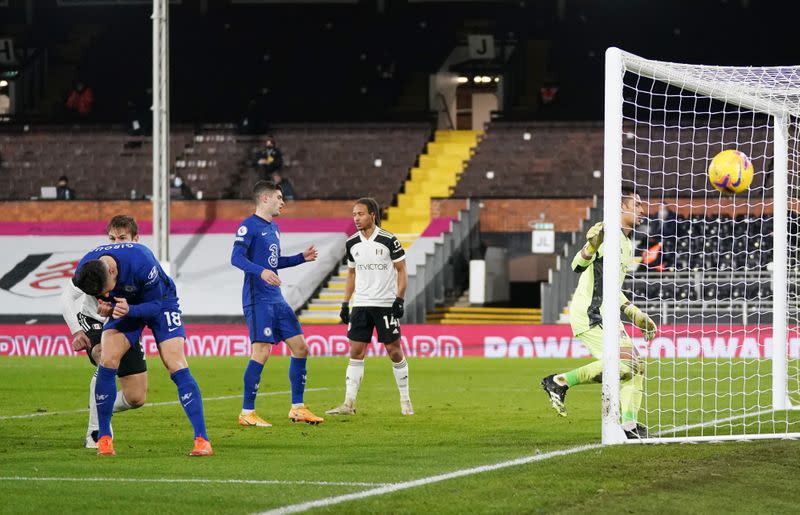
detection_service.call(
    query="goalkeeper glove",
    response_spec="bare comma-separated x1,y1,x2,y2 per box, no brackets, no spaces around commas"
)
339,302,349,324
392,297,404,319
623,303,657,341
585,222,605,254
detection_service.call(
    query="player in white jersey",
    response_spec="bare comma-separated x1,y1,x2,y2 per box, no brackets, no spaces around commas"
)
60,215,147,448
326,197,412,416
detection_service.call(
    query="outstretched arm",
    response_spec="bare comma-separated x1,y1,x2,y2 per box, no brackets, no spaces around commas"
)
278,245,317,269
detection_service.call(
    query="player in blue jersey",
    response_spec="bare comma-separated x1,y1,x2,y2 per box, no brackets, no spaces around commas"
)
231,180,324,427
60,215,148,449
72,242,213,457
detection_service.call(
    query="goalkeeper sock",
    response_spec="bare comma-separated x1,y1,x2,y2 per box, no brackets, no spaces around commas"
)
621,373,644,425
87,369,99,432
392,358,410,402
344,358,364,405
95,365,117,439
171,368,208,440
113,391,132,413
289,356,307,406
242,359,264,411
563,360,603,387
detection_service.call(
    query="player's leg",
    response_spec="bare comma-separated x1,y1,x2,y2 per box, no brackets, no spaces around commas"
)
619,335,646,438
86,339,147,448
278,302,323,424
95,326,136,455
540,326,603,416
153,303,212,456
85,343,102,447
239,342,273,426
115,339,148,410
327,307,372,415
157,336,213,455
325,340,366,415
376,307,412,415
239,304,274,427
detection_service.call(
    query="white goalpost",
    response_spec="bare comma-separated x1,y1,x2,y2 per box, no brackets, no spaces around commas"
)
602,47,800,444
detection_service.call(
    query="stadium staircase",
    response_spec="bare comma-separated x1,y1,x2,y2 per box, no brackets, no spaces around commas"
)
297,264,348,325
383,130,480,248
297,130,480,325
425,292,542,325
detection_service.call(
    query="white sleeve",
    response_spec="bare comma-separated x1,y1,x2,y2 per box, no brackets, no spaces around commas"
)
60,280,104,335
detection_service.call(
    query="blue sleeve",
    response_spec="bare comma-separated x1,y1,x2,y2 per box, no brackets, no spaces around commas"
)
231,243,266,276
277,253,305,269
126,264,164,320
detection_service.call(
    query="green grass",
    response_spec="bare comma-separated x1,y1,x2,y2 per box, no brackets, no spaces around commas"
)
1,356,799,514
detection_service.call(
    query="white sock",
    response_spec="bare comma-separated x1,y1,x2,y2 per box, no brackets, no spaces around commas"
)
392,358,410,402
87,370,99,433
113,391,132,413
241,409,254,415
344,358,365,405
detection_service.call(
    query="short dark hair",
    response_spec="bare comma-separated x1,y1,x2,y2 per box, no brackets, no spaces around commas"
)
73,260,108,296
106,215,138,238
253,180,281,203
58,175,68,183
354,197,381,227
621,186,638,205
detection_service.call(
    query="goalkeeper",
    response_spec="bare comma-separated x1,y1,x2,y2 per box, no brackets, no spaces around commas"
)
541,190,656,439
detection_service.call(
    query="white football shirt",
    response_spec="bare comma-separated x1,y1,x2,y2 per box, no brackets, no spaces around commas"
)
346,227,405,307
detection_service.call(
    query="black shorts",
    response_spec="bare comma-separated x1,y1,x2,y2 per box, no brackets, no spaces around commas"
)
347,306,401,344
82,315,147,378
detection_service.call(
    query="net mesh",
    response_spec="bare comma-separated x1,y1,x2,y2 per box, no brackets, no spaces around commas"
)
617,52,800,439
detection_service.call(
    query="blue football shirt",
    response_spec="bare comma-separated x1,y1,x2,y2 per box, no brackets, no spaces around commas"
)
230,215,305,308
74,242,176,320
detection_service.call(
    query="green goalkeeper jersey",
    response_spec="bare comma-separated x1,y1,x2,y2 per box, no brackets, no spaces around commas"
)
569,230,633,336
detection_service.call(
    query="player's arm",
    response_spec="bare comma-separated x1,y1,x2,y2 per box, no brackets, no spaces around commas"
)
572,222,604,273
60,280,91,351
392,259,407,319
277,244,317,269
113,264,165,320
621,299,657,342
389,236,407,318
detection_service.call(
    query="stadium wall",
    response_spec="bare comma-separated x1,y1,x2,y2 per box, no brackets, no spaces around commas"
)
0,200,356,223
2,324,795,359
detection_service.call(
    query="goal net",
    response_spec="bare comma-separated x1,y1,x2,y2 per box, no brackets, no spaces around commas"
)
601,48,800,444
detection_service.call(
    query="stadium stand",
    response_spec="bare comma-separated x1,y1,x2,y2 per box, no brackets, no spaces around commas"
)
0,123,432,204
454,121,771,198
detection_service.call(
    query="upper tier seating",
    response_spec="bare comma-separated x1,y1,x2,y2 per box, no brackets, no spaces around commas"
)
0,123,432,205
453,121,773,198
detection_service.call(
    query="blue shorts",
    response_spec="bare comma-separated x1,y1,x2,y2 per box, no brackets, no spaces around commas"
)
244,301,302,344
105,298,186,347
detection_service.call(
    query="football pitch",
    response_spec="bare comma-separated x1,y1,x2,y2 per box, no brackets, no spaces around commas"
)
1,356,799,514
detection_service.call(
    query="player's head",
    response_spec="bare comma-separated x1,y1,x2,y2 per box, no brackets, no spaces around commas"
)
353,197,381,231
264,136,275,148
106,215,139,243
73,259,116,297
253,180,284,216
621,187,643,230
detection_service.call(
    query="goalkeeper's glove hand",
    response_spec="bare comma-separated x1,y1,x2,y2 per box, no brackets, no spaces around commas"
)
339,302,350,324
392,297,405,319
585,222,605,254
623,303,657,341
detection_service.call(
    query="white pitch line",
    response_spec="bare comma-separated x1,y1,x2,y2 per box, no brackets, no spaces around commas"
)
654,407,778,436
0,476,387,488
254,443,602,515
0,388,329,421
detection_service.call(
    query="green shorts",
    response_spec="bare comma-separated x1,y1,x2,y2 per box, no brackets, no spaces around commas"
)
575,324,632,359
